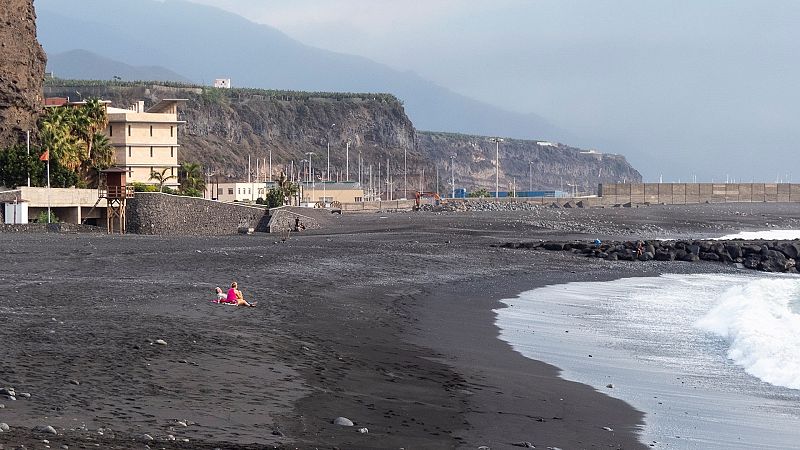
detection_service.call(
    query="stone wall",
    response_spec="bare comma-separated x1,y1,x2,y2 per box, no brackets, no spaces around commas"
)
127,193,270,235
267,207,321,233
0,0,46,148
599,183,800,205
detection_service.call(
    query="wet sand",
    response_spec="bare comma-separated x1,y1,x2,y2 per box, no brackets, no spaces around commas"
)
1,203,799,449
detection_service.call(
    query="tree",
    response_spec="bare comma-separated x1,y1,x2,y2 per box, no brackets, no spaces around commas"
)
275,171,298,205
179,162,205,196
40,107,82,173
0,144,37,188
469,188,490,198
149,167,176,192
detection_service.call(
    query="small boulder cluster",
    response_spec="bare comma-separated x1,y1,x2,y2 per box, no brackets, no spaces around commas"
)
499,239,800,274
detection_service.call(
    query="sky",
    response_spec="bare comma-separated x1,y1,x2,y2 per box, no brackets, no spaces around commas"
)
184,0,799,182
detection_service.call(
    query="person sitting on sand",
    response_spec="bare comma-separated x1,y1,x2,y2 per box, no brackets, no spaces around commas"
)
227,281,256,307
214,286,229,303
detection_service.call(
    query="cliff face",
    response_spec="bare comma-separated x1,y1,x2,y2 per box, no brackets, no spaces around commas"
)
42,82,641,193
417,132,642,194
0,0,46,147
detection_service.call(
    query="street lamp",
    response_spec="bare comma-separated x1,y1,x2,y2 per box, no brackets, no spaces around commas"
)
327,123,336,183
304,152,314,184
529,161,534,193
450,154,456,198
490,138,504,198
346,139,352,181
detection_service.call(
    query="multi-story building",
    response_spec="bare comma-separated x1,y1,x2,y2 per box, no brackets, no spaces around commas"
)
106,99,186,189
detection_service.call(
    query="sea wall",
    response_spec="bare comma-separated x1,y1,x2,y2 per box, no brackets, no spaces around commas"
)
599,183,800,205
127,193,269,235
499,239,800,274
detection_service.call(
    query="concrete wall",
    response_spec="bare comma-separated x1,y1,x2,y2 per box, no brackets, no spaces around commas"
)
341,199,416,212
599,183,800,205
127,193,270,235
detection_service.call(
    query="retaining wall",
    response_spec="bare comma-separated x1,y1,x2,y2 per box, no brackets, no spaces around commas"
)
127,193,270,235
599,183,800,205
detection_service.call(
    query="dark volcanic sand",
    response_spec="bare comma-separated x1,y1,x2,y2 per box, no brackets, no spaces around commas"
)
1,203,799,449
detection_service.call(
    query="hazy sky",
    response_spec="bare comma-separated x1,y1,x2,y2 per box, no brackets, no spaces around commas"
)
184,0,799,181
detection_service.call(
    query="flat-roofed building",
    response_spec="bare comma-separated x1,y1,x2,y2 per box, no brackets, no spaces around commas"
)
106,99,186,189
299,181,364,205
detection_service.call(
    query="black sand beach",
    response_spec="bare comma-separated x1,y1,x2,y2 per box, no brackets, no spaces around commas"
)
2,203,800,449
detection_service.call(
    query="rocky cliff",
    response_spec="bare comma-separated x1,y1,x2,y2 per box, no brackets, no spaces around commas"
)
0,0,46,147
43,81,641,193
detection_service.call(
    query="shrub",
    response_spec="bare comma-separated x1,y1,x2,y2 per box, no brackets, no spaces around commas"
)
35,211,60,223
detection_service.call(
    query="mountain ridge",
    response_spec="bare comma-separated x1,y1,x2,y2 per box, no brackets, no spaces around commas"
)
36,0,572,145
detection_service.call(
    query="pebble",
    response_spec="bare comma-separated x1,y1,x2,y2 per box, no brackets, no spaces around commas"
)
140,433,154,441
36,425,58,435
332,417,354,426
19,392,31,398
0,423,9,432
166,435,176,441
154,339,168,346
69,379,80,385
606,383,614,388
512,442,534,448
0,404,4,408
602,426,614,432
357,427,369,434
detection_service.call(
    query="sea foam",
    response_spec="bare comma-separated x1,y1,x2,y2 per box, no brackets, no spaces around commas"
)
717,229,800,240
695,278,800,389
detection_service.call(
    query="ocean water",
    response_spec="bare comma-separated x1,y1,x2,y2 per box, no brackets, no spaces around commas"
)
717,229,800,240
496,273,800,449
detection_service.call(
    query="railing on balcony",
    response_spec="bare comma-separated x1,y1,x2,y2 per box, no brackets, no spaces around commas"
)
98,185,135,199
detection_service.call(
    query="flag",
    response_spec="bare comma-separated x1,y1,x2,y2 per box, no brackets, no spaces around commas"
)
39,149,49,161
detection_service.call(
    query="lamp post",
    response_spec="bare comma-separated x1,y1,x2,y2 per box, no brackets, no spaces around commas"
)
404,144,407,199
490,137,504,198
346,139,352,181
304,152,314,184
529,161,534,193
327,123,335,183
450,154,456,198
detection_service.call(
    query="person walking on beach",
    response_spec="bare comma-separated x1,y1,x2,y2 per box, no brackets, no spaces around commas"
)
227,281,256,307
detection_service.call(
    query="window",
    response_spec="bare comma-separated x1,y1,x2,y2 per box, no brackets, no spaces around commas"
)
170,147,174,158
355,197,363,202
128,169,132,177
237,188,241,194
228,188,234,195
149,126,153,137
127,146,131,157
127,125,131,136
109,125,113,137
150,147,153,158
170,126,174,137
170,167,174,176
248,188,251,194
150,166,154,175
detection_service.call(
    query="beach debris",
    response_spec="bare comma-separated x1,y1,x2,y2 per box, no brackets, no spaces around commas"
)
606,383,614,388
332,417,354,426
154,339,168,346
69,379,80,385
357,427,369,434
19,392,31,398
35,425,58,435
42,440,50,444
0,423,10,432
0,387,15,397
478,446,491,450
512,442,535,448
0,403,5,408
140,433,155,441
166,435,176,441
602,426,614,432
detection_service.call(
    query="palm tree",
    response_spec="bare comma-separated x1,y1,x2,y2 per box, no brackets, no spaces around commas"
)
149,168,176,192
40,107,82,173
180,162,205,195
277,171,298,205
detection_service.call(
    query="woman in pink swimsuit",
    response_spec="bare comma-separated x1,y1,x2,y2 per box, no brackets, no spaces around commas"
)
226,281,256,307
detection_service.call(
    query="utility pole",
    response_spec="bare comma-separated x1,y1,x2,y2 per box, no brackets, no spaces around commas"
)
404,144,407,199
269,149,272,182
490,138,504,198
436,164,439,196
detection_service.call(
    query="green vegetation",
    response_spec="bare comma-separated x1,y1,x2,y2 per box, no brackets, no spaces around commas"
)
35,210,60,224
44,78,402,105
179,162,205,197
149,168,176,193
38,98,113,188
468,188,490,198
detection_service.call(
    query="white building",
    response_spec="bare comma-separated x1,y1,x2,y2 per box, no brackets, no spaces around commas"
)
214,78,231,89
